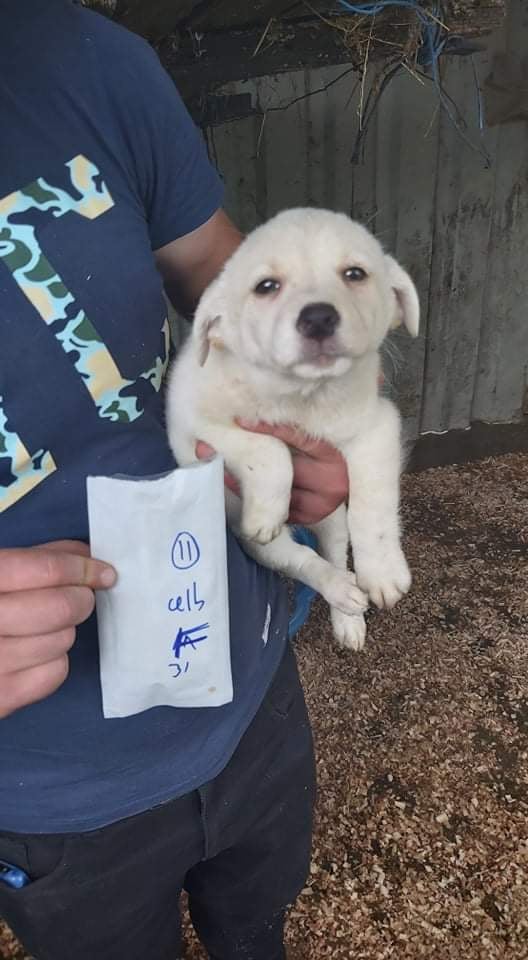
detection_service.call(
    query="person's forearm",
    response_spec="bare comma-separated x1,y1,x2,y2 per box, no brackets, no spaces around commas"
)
179,225,242,310
155,210,243,316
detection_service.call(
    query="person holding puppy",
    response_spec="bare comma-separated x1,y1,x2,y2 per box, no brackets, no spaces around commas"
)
0,3,348,959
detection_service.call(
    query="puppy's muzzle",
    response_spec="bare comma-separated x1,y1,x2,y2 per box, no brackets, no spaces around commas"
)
296,302,340,340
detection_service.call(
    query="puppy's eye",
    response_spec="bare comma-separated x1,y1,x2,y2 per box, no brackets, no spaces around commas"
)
343,266,368,283
254,278,281,296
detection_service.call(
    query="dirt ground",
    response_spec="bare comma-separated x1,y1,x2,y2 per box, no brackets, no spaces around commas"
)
1,453,527,960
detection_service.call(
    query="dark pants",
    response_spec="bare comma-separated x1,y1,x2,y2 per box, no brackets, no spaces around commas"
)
0,643,315,960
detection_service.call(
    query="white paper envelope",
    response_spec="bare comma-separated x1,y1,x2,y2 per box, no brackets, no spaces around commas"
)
87,458,232,718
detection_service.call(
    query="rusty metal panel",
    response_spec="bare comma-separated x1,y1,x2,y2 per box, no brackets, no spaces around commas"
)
419,58,499,435
205,0,527,440
471,0,528,425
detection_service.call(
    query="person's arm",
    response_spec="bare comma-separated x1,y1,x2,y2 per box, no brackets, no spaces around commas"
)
155,209,243,314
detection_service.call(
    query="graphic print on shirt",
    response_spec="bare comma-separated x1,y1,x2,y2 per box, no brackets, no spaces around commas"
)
0,155,170,513
0,399,57,512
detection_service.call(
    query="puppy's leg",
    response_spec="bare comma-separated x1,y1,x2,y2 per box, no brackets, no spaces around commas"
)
241,521,367,619
342,398,411,609
309,506,367,651
196,424,294,545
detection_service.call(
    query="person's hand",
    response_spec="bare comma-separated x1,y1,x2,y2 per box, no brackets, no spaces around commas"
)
196,421,349,526
0,541,116,719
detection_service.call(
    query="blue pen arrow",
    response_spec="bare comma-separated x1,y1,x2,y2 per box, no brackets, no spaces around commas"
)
172,622,210,659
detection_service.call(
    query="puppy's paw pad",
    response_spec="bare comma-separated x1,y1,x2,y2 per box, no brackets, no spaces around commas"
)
356,549,411,609
331,610,367,652
322,570,368,617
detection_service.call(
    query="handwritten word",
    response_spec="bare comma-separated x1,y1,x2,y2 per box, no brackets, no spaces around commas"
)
169,660,190,679
168,580,205,614
172,622,210,660
171,531,201,570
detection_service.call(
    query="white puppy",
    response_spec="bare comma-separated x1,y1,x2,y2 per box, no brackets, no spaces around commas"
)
166,208,419,651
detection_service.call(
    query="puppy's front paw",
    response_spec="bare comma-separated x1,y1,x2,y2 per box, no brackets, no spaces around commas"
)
239,499,288,545
320,569,368,617
331,609,367,652
355,546,411,609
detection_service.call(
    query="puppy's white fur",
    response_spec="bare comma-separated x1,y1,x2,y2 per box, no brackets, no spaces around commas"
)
166,208,419,651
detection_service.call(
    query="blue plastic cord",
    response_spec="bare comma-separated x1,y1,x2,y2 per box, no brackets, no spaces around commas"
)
336,0,490,163
336,0,446,71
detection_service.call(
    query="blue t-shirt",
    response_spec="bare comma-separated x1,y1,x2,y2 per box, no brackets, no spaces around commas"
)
0,0,288,833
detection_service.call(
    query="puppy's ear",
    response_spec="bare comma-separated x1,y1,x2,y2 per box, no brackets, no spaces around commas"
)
193,275,226,367
385,255,420,337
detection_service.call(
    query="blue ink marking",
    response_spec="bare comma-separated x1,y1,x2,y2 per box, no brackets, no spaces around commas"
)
172,622,210,659
171,531,201,570
169,660,190,678
167,581,205,614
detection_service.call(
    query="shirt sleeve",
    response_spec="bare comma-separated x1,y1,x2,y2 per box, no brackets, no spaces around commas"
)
104,30,225,250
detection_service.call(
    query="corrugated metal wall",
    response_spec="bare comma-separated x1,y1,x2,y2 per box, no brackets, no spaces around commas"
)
204,0,527,442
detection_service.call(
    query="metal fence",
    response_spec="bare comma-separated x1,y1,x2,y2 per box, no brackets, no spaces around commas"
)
203,0,527,444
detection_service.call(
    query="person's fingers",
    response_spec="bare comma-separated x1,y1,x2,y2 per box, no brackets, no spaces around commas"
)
0,547,115,594
290,455,347,504
0,657,70,720
195,441,216,460
236,419,329,458
224,473,241,496
0,628,76,674
0,586,96,637
288,489,336,526
35,540,91,556
196,442,240,494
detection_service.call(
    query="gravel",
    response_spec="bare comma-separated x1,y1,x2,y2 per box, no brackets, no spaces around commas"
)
2,453,527,960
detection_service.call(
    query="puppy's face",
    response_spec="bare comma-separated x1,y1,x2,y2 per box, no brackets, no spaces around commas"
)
195,209,419,380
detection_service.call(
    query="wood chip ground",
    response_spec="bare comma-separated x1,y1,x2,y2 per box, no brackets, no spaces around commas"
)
1,453,527,959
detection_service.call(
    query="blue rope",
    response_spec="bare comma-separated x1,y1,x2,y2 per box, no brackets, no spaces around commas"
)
336,0,490,164
337,0,447,72
288,528,318,638
336,0,447,74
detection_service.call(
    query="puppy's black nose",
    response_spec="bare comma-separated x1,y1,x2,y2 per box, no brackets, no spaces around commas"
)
296,302,340,340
